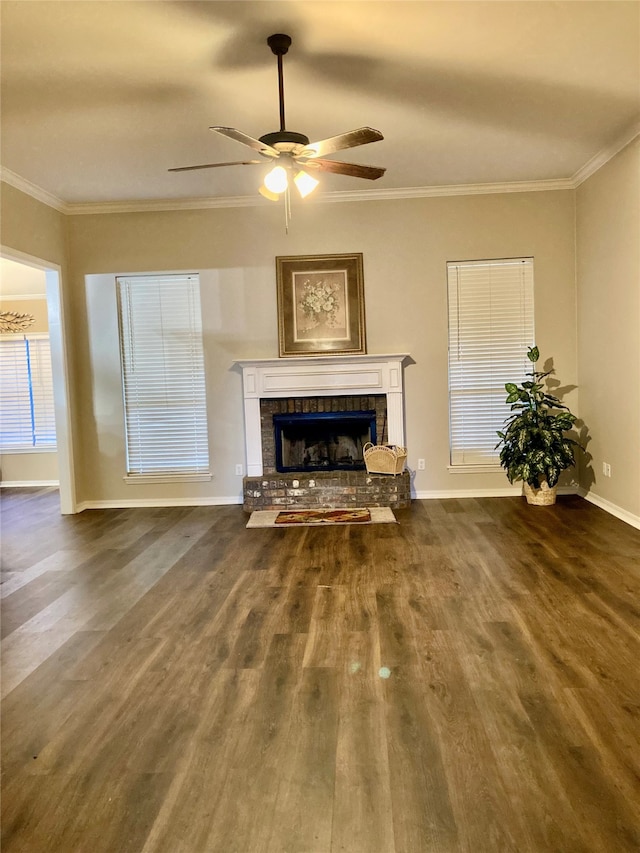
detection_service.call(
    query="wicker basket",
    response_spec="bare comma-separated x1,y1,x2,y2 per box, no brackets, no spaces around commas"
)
363,442,408,475
523,480,557,506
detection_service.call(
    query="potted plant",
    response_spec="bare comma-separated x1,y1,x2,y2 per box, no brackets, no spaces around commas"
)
495,346,582,505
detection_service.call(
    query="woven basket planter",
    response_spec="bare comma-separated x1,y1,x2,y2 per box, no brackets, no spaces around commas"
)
363,443,408,475
523,480,558,506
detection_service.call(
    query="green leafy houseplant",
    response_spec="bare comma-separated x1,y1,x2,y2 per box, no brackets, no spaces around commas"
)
495,346,582,500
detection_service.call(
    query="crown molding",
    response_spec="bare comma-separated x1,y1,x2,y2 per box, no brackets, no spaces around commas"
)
56,178,574,215
3,122,637,216
0,293,47,301
571,121,640,187
316,179,575,204
63,194,265,215
0,167,67,213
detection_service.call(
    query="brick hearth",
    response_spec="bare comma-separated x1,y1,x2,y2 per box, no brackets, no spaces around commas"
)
242,470,411,512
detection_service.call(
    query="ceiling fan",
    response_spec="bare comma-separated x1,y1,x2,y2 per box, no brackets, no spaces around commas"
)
169,33,386,202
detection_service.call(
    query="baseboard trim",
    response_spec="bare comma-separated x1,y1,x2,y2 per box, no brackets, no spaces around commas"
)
578,488,640,531
75,496,243,511
16,486,638,529
0,480,60,488
413,487,517,499
412,485,578,500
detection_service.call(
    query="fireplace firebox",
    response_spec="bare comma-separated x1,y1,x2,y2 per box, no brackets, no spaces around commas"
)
273,410,377,472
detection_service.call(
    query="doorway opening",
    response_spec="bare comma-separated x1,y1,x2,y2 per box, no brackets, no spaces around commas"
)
0,248,76,513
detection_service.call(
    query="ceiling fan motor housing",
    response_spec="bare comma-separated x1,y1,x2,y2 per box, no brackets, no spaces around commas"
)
259,130,310,154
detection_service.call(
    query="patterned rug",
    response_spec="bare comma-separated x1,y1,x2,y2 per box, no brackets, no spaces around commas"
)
246,506,397,528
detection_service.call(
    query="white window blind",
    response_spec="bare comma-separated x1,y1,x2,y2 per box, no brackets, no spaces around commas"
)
0,334,56,451
447,258,534,467
116,274,210,478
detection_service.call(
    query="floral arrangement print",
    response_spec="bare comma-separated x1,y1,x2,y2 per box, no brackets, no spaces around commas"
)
299,279,340,329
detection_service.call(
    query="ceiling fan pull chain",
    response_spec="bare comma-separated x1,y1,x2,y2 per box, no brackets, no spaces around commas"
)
284,185,291,234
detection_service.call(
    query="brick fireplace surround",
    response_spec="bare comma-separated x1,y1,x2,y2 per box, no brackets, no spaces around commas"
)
235,355,411,512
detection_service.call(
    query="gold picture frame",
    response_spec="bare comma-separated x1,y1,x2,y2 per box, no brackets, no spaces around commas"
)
275,253,367,357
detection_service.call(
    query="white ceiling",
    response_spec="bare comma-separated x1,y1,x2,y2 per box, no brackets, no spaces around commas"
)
1,1,639,207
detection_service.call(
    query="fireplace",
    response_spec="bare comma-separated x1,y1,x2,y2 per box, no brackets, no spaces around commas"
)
234,354,411,510
274,410,377,472
235,354,410,478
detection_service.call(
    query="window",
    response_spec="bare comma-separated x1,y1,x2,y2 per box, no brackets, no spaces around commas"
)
447,258,534,468
0,334,56,451
116,274,210,480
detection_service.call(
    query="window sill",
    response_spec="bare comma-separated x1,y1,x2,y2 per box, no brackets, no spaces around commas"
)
124,473,212,485
448,464,503,474
0,446,57,455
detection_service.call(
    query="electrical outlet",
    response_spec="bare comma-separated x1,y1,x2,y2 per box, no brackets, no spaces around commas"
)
418,458,426,470
235,464,243,476
602,462,611,477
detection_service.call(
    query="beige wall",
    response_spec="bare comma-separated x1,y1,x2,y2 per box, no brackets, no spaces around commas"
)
4,165,638,519
0,451,58,485
1,183,67,267
66,190,576,504
576,137,640,520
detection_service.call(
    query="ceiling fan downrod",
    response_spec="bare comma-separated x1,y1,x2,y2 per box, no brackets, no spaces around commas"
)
267,33,291,132
260,34,309,150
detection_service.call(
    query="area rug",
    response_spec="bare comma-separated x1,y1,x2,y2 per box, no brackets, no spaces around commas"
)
246,506,397,528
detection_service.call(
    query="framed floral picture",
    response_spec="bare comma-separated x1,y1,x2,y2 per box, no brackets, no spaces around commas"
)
275,253,367,357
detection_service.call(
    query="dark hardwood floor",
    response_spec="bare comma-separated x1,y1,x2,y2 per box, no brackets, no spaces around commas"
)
1,488,639,852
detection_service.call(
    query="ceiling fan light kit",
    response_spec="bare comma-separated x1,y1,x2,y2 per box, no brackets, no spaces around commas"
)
264,164,289,194
170,33,385,227
261,160,319,199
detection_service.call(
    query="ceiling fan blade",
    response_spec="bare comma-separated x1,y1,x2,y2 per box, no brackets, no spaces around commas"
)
303,159,386,180
210,127,280,158
300,127,383,159
169,160,263,173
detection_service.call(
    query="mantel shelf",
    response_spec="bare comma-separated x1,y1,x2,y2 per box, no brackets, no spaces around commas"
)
235,353,411,369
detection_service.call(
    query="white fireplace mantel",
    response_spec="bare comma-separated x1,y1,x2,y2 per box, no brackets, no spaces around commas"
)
234,354,411,477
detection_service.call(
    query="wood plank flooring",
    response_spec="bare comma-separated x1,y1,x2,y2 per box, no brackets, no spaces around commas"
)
1,488,639,852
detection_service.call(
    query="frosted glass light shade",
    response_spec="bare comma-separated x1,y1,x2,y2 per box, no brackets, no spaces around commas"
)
259,185,280,201
294,170,319,198
264,165,288,193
